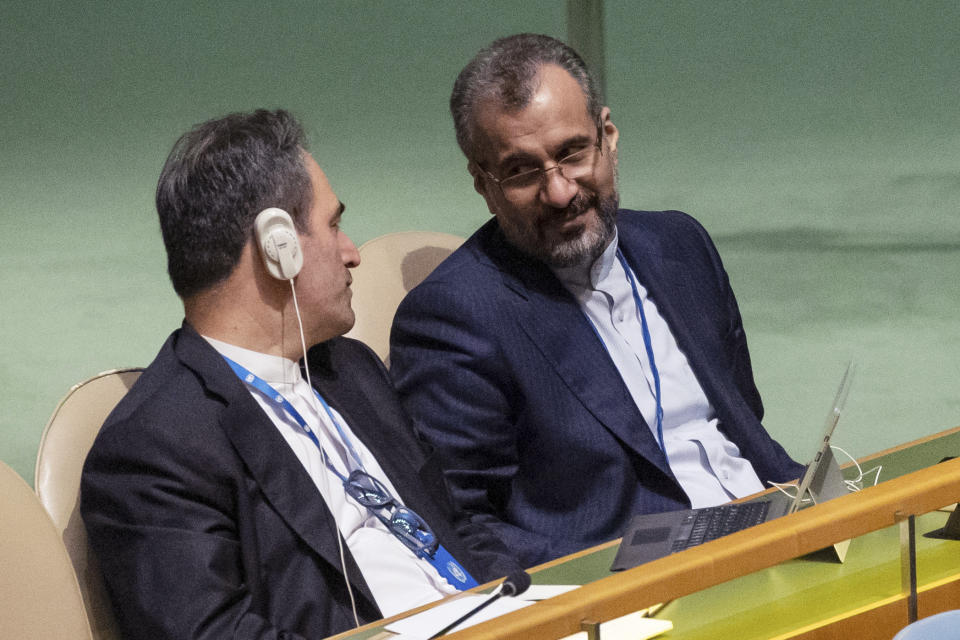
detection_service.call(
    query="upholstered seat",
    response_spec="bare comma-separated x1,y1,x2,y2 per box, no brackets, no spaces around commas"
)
345,231,463,364
1,460,93,639
34,368,143,640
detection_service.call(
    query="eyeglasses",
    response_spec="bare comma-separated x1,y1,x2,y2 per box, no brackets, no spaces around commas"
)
482,119,604,202
344,469,439,557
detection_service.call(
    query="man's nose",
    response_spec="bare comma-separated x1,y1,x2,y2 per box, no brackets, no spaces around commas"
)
539,166,578,209
341,233,360,268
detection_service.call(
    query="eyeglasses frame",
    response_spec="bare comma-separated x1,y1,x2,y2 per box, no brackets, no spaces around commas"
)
343,469,439,557
479,117,605,199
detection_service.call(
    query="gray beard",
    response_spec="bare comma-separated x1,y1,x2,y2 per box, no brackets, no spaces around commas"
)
540,191,619,268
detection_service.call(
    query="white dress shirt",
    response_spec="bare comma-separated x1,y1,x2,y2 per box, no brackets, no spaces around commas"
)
552,232,765,507
204,336,457,617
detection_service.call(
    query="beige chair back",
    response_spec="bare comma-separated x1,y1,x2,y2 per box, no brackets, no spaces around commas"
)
34,368,142,640
1,460,94,639
345,231,464,364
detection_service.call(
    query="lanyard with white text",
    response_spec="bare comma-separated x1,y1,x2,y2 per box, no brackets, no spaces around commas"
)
584,251,667,460
221,355,479,590
224,357,364,470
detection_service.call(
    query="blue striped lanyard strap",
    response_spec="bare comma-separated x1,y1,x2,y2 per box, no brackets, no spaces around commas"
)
615,249,666,458
223,356,364,470
583,251,667,460
221,355,478,590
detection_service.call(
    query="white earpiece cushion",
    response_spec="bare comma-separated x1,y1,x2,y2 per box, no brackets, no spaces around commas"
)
254,208,303,280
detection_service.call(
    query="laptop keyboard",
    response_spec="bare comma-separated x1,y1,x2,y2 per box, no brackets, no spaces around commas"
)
670,501,772,552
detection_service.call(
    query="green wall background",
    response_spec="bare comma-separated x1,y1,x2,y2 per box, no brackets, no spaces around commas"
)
2,1,958,483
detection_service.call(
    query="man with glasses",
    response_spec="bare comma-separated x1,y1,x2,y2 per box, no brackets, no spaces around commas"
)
81,109,520,639
390,34,804,568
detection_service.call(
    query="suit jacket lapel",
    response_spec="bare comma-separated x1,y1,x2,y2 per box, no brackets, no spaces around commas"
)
304,340,490,582
617,224,747,431
172,326,378,609
485,232,673,479
307,351,454,549
309,369,424,509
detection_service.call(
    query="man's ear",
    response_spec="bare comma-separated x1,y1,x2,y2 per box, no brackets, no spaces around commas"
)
600,106,619,155
467,160,498,215
468,160,486,195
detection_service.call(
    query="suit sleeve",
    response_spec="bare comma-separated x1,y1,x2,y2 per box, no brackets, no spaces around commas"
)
687,214,764,420
81,413,312,640
390,280,563,566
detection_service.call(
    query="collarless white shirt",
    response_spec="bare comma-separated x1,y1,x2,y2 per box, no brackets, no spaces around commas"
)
204,336,457,617
552,232,764,507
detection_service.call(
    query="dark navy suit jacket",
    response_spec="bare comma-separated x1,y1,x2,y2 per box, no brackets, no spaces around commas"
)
81,324,518,639
390,210,804,568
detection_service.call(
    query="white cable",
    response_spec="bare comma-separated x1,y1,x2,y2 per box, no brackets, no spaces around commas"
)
290,278,361,628
765,480,813,506
830,445,882,492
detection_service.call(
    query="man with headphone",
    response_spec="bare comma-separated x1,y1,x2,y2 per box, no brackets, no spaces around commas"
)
81,109,521,639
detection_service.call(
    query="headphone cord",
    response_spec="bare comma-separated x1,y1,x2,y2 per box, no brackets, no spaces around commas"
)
290,278,361,628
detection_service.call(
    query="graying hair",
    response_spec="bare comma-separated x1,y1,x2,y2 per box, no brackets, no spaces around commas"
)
450,33,603,161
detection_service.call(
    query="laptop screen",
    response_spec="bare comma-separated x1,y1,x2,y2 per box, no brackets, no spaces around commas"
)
788,361,855,514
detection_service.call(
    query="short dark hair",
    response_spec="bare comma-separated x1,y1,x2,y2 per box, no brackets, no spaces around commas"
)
156,109,312,298
450,33,603,161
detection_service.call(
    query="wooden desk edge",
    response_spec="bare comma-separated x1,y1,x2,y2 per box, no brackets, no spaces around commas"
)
327,425,960,639
441,456,960,640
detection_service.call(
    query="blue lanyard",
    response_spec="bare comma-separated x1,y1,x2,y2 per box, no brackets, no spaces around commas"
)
223,357,363,477
221,355,478,590
584,251,667,460
615,250,667,460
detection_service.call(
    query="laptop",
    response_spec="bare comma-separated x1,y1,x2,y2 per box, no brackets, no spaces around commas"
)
611,362,855,571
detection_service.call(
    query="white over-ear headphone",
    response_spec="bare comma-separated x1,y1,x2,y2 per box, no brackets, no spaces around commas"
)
254,208,303,280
